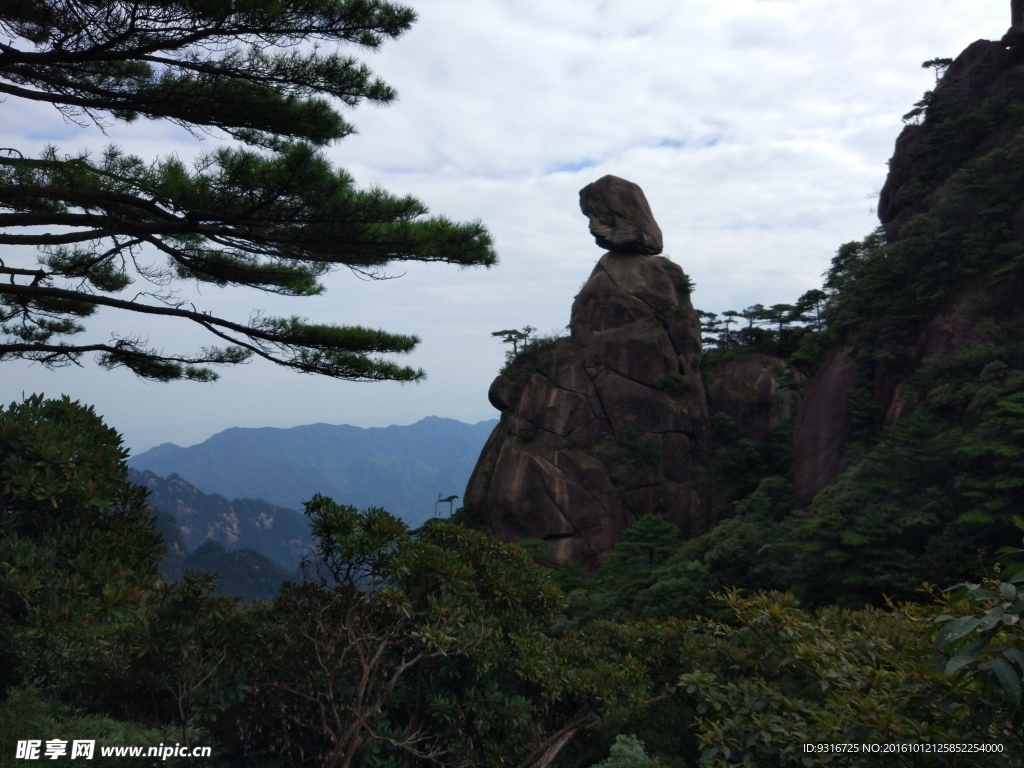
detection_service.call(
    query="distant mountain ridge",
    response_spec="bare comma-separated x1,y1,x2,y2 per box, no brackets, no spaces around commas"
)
128,416,498,525
129,468,303,601
129,468,312,570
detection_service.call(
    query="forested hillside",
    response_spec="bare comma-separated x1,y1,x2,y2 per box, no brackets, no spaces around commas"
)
129,468,312,570
1,394,1018,767
658,30,1024,611
129,469,304,602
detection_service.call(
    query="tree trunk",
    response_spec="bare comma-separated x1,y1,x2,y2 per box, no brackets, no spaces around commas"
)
530,729,579,768
1014,0,1024,31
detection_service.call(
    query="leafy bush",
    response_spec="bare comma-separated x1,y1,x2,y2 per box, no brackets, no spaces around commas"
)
0,686,171,768
0,395,163,695
614,424,663,469
934,518,1024,749
681,590,1002,767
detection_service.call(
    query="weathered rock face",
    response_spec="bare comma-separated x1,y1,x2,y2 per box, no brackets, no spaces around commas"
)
579,175,664,255
465,250,711,568
792,350,859,508
706,353,803,443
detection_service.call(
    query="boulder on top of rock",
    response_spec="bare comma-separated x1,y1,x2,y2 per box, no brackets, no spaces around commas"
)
579,175,663,255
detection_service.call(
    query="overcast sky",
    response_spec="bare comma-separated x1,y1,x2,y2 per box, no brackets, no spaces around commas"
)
0,0,1012,453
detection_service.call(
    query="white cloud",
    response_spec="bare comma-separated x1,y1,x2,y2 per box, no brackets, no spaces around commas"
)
0,0,1012,451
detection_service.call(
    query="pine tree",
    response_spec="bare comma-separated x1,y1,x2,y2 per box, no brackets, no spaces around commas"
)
0,1,496,382
601,514,680,575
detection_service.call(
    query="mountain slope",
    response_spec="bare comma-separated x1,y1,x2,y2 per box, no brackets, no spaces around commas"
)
129,416,497,525
165,540,295,603
478,31,1024,607
130,468,313,570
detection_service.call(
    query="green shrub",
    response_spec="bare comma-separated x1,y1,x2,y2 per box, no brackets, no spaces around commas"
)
590,734,664,768
653,372,692,399
0,395,162,695
615,424,663,469
0,686,171,768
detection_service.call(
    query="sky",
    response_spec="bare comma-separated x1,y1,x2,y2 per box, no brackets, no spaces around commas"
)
0,0,1013,453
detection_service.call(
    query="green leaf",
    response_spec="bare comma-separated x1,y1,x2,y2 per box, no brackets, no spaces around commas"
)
968,589,999,600
987,657,1023,704
839,530,870,546
945,652,980,675
934,616,981,648
957,509,993,524
1003,647,1024,671
979,613,1005,632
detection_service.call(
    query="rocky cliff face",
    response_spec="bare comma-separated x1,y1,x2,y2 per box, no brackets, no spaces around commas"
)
879,33,1024,243
129,468,313,569
790,27,1024,505
791,351,858,507
465,177,712,567
706,352,802,444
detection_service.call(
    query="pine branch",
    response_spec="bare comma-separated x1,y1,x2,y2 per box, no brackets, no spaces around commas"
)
0,282,425,381
0,1,496,383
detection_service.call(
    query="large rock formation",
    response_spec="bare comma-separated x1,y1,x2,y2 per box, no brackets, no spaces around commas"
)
465,180,711,567
465,24,1024,607
469,27,1024,562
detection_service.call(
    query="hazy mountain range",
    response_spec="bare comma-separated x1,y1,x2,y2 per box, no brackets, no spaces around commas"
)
128,416,497,526
129,468,305,601
130,468,313,570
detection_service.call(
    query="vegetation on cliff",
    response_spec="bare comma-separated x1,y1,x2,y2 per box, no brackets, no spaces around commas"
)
653,35,1024,613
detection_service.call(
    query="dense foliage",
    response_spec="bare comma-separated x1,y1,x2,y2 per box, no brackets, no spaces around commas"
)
3,395,1024,767
0,394,162,694
166,541,293,603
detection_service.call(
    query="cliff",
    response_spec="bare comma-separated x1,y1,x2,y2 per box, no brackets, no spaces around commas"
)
791,25,1024,507
129,468,313,569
